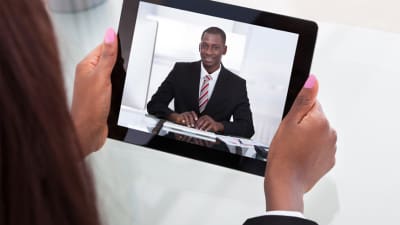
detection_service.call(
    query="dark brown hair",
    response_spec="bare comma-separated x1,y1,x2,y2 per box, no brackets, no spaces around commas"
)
0,1,100,225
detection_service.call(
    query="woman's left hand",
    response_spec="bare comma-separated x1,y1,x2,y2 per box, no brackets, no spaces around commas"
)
71,28,118,156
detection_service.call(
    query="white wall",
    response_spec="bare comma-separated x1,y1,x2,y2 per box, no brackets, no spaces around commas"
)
121,19,158,110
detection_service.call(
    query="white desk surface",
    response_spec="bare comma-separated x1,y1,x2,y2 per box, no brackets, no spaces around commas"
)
51,0,400,224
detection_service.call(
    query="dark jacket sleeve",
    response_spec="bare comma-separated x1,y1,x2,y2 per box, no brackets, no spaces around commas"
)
243,215,318,225
146,65,177,119
221,80,254,138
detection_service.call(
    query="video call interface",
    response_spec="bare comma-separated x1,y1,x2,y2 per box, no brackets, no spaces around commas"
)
117,1,299,161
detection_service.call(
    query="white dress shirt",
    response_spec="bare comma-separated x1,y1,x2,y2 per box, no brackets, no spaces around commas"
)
265,210,305,218
198,63,221,99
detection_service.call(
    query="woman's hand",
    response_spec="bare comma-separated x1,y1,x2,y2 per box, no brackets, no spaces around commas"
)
71,28,118,156
265,75,337,213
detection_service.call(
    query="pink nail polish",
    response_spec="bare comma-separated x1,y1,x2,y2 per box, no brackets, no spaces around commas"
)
304,74,316,89
104,28,115,44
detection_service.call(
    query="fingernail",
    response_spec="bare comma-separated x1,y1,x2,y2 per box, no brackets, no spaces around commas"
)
104,28,115,44
304,74,316,89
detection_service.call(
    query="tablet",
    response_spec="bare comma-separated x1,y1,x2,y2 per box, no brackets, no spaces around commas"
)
108,0,318,176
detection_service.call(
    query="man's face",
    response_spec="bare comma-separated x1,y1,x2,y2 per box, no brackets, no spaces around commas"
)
199,33,227,71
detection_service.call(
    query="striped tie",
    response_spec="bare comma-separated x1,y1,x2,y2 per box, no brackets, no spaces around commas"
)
199,74,212,113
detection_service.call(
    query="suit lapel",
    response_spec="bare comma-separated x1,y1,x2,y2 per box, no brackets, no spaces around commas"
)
188,61,202,113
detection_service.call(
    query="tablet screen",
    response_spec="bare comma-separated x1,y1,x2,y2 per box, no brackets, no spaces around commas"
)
109,0,317,176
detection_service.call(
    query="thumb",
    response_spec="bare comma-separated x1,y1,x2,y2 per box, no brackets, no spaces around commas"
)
286,75,319,123
96,28,118,78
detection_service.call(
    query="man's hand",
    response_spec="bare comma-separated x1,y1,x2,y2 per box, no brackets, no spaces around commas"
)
265,75,337,213
195,115,224,132
168,111,198,127
71,28,118,157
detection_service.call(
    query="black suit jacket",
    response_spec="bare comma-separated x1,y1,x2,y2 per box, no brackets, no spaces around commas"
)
147,61,255,138
243,215,318,225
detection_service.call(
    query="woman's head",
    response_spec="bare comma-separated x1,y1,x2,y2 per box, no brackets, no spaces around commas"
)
0,1,100,224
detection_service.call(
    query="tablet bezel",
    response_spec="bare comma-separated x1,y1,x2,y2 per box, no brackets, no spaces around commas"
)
107,0,318,176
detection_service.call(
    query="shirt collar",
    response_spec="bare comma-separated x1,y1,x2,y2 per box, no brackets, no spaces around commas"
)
201,63,221,80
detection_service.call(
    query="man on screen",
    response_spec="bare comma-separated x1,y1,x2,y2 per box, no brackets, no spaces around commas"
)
147,27,254,138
